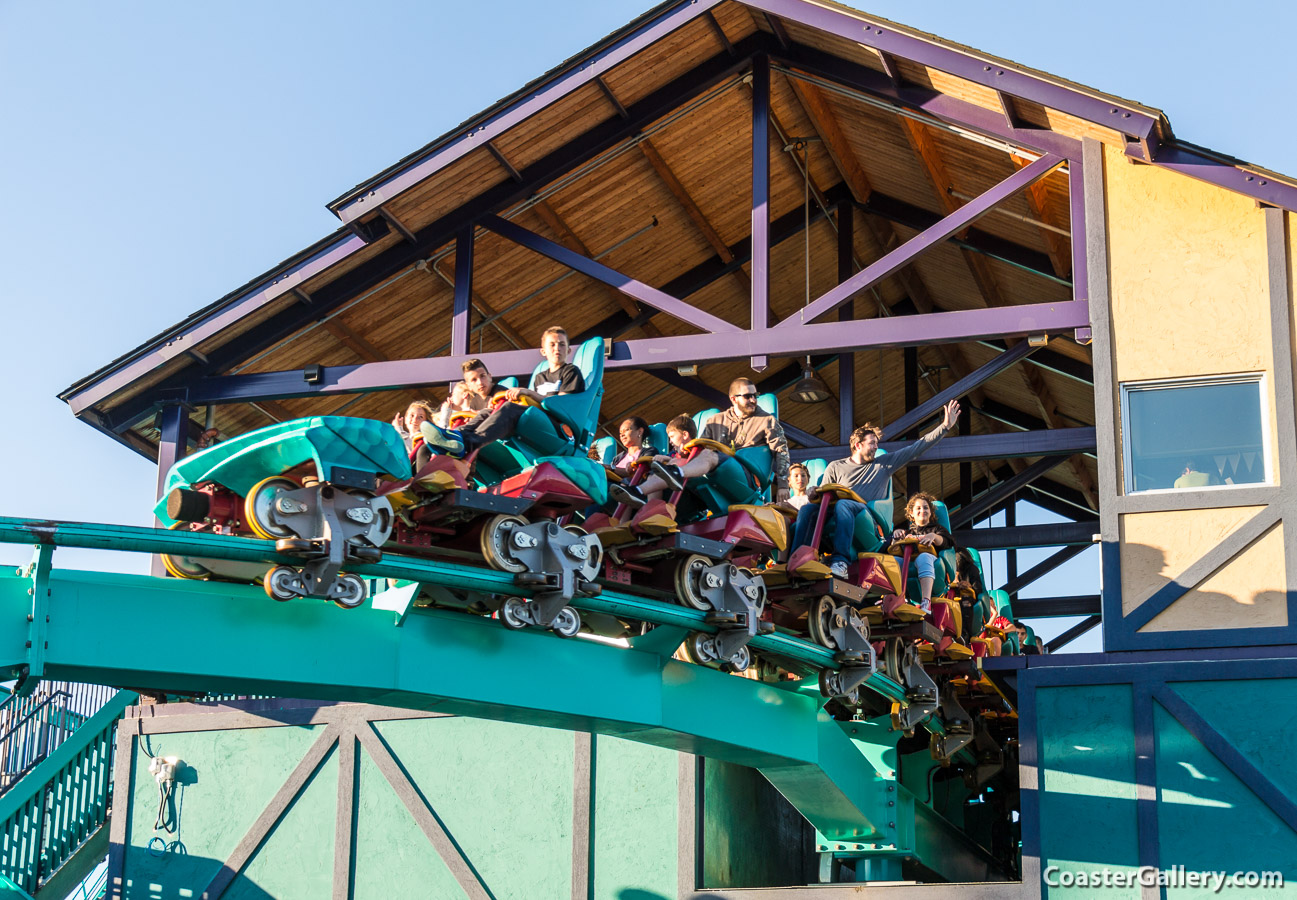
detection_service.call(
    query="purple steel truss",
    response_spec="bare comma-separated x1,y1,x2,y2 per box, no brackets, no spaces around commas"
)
481,215,739,334
184,300,1089,405
779,153,1063,327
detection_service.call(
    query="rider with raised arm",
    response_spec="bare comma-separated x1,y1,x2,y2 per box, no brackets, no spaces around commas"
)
791,399,960,580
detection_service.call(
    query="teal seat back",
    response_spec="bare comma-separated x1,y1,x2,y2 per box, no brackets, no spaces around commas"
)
692,407,719,435
931,499,953,532
647,422,670,456
991,589,1014,621
591,435,617,465
529,337,604,449
496,376,519,390
803,458,829,486
757,392,777,417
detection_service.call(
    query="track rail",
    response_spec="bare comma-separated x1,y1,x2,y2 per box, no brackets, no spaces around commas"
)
0,514,993,867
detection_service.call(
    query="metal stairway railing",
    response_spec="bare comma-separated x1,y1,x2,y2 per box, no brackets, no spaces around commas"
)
0,683,117,797
0,690,135,896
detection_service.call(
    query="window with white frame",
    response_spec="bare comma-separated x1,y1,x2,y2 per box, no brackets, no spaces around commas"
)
1121,375,1270,493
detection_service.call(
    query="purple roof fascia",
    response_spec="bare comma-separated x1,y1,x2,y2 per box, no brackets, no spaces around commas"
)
746,0,1160,143
182,300,1091,404
64,232,368,416
330,0,724,226
1127,141,1297,214
772,45,1082,161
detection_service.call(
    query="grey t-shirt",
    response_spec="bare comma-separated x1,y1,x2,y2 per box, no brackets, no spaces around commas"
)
821,424,951,502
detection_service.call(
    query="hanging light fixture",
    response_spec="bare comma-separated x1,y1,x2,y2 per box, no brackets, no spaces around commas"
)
789,137,829,404
791,355,831,404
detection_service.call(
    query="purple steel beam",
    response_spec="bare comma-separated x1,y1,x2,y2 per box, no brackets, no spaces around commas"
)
329,0,725,224
65,233,367,416
772,46,1082,160
481,215,739,334
879,339,1038,440
1069,154,1088,304
747,0,1159,145
1126,141,1297,215
750,56,771,369
182,300,1090,404
642,369,828,448
837,200,855,445
777,154,1062,327
451,227,473,357
789,427,1097,464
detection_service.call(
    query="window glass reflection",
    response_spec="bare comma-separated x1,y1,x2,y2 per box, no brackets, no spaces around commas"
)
1125,380,1266,492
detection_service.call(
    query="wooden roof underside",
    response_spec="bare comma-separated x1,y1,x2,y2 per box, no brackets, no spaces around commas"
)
73,0,1112,516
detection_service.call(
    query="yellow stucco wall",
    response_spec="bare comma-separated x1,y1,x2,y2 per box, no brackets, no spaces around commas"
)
1106,146,1287,632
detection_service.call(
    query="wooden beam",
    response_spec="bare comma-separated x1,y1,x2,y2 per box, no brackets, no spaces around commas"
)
1012,155,1072,278
898,119,1097,509
530,197,665,339
428,258,528,350
774,82,1004,493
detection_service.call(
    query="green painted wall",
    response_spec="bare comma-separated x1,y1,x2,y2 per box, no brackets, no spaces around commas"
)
118,709,688,899
1035,678,1297,900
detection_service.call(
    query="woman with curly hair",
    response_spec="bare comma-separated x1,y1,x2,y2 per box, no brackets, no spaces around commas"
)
890,491,955,609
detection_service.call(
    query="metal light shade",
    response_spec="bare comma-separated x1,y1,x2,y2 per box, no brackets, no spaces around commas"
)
790,363,831,403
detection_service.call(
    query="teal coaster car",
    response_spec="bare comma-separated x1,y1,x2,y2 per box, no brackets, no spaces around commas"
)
472,337,605,486
155,416,409,606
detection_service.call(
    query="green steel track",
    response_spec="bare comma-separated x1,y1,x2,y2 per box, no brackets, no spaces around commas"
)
0,516,990,870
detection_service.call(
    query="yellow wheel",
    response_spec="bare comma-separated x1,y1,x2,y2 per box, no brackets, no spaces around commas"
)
162,553,209,580
244,476,300,540
162,522,209,579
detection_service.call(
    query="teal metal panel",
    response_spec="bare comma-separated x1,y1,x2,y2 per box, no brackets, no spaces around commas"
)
0,565,898,842
1036,685,1140,898
231,750,337,898
1168,679,1297,806
1152,704,1296,897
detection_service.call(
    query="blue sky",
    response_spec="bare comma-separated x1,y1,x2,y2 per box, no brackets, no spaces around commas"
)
1,1,1292,653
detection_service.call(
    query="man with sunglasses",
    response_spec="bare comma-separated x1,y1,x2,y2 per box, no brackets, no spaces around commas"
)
612,377,790,505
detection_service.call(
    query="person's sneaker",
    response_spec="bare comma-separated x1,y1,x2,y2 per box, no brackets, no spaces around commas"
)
609,482,648,508
419,421,466,458
649,460,685,492
829,560,850,580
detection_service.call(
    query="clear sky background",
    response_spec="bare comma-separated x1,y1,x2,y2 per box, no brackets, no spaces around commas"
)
2,0,1292,653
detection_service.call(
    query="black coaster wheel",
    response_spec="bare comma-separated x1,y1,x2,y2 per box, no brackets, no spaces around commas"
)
673,554,714,611
806,595,837,649
720,644,751,674
552,606,582,638
682,632,720,666
331,574,367,610
881,637,906,683
480,514,530,574
244,477,299,540
499,596,531,630
264,565,302,602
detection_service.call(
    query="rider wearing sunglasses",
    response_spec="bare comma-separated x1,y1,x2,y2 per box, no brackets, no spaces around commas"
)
612,377,790,505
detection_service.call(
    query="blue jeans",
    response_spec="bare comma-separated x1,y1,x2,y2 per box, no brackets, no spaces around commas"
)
910,552,936,579
791,498,867,567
